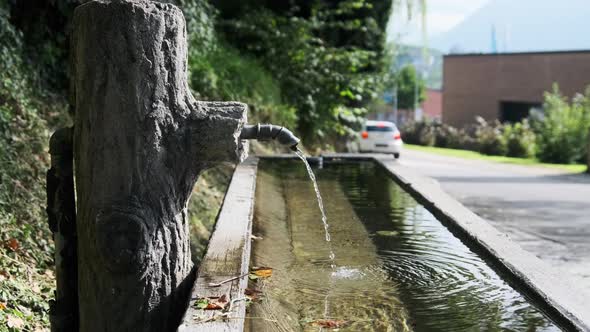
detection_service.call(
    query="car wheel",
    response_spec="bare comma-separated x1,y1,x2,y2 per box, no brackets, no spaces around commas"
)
393,153,400,159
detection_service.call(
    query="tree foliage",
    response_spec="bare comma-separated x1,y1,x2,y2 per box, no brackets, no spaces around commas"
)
7,0,82,91
181,0,298,129
5,0,397,146
213,0,393,143
390,64,426,110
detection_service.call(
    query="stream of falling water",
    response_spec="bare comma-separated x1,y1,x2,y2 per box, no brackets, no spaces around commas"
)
295,148,336,267
294,148,335,330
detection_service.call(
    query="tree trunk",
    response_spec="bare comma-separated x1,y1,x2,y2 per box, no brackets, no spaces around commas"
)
70,1,247,331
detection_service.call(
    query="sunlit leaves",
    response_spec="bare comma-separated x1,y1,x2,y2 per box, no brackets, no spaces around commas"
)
215,0,393,144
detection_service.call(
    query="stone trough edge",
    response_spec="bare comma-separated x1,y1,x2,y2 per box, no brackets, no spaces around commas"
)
179,156,259,332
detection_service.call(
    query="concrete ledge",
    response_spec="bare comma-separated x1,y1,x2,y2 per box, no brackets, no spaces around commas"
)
261,153,590,331
179,157,259,332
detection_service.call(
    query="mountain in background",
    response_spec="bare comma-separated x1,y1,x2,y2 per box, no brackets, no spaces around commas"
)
430,0,590,54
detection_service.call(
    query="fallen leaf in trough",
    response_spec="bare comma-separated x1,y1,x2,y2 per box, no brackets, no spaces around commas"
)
310,319,349,329
194,294,229,310
0,302,6,310
244,288,262,301
250,266,273,279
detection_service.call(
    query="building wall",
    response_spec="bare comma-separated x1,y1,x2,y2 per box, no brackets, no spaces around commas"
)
370,89,442,125
443,51,590,127
423,89,442,120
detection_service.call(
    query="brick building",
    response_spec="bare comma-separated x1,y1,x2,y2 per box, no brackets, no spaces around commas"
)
443,50,590,127
371,89,442,125
422,89,442,121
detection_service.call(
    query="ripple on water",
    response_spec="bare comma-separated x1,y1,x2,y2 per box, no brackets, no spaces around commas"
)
249,161,560,332
331,266,365,280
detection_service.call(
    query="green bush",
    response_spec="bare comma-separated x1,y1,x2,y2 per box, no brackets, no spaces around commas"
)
403,118,510,156
474,117,507,156
534,85,590,164
452,128,479,151
432,123,456,148
503,120,536,158
401,120,436,146
402,120,478,151
403,117,534,158
394,84,590,165
182,0,298,130
188,40,298,129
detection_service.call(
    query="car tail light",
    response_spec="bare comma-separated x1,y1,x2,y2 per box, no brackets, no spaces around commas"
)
361,131,369,139
393,132,401,140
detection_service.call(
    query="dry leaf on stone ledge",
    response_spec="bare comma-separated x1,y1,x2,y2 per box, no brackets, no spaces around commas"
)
194,294,229,310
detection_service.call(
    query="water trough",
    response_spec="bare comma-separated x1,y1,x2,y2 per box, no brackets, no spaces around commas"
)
179,154,590,332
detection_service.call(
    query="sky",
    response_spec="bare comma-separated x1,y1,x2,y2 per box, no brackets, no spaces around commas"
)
387,0,490,45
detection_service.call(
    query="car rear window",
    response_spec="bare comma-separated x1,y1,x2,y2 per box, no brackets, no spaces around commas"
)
366,125,395,132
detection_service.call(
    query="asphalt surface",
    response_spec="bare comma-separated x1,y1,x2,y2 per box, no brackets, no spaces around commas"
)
400,148,590,290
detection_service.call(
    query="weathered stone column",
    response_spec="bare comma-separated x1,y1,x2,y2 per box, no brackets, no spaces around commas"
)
47,127,78,332
70,1,247,331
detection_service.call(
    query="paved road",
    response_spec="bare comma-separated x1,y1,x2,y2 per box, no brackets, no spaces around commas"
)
401,149,590,289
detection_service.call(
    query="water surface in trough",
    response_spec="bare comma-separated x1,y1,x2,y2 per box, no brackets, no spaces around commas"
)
248,160,559,332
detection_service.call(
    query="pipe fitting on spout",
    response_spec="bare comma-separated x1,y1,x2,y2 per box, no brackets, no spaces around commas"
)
240,124,300,150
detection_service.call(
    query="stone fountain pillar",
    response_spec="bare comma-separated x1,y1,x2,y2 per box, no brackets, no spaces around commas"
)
64,1,248,331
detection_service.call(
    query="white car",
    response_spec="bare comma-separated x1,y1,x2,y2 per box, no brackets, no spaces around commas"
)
358,120,403,158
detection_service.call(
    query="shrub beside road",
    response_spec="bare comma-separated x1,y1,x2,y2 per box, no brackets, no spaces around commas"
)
402,84,590,167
